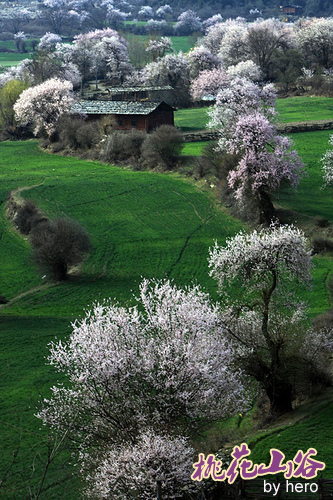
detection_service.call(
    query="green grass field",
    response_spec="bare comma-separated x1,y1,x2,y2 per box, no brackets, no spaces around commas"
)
276,96,333,123
0,52,32,68
175,97,333,132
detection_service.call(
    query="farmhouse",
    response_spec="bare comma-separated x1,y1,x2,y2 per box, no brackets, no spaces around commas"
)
73,84,176,131
72,99,175,132
280,4,302,15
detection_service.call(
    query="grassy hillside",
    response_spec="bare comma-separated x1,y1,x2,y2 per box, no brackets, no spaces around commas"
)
0,140,246,498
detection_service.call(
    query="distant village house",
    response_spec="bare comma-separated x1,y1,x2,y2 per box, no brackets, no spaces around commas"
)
73,84,175,132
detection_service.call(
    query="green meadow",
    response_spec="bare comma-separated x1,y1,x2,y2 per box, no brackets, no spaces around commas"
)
1,97,333,496
175,96,333,132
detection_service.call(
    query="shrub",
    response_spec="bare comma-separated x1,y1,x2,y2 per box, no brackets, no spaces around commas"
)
102,129,145,166
141,125,183,170
315,216,330,228
56,115,103,150
14,199,47,235
30,217,91,281
312,236,333,254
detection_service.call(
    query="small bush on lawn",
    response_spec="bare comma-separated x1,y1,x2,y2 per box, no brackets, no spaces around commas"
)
141,125,183,170
312,237,333,254
30,218,92,281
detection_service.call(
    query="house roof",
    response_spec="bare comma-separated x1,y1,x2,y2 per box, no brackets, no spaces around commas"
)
72,100,174,115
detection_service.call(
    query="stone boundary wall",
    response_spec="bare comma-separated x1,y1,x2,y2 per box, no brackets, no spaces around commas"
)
181,120,333,143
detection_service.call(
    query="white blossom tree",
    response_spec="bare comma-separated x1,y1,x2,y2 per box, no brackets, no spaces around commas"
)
322,134,333,185
13,78,74,136
37,279,248,495
145,37,173,61
188,46,222,78
174,10,202,35
190,67,229,101
226,60,262,82
296,18,333,69
86,431,199,499
156,4,172,18
38,32,62,51
208,224,332,414
246,19,294,80
140,52,191,105
138,5,154,19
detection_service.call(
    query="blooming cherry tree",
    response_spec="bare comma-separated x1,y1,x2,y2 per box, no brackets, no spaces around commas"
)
37,279,248,440
296,18,333,69
145,36,172,61
209,78,303,222
208,77,276,141
38,32,62,51
226,60,262,82
13,78,74,136
203,14,223,31
225,112,304,212
156,4,172,18
188,46,222,78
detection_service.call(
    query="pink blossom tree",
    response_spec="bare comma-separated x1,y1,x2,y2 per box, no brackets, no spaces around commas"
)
208,77,276,140
225,112,304,222
13,78,74,136
208,79,303,223
37,279,248,494
188,46,222,78
208,224,332,414
190,67,229,101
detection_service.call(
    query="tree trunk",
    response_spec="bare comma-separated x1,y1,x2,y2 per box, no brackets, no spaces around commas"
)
265,375,293,414
257,190,275,225
247,358,293,415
